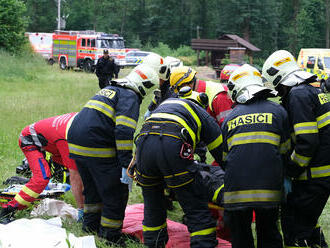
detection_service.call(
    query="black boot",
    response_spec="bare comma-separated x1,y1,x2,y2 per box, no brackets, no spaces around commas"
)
98,226,126,247
0,206,17,224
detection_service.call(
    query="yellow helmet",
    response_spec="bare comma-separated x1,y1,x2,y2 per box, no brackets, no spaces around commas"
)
178,86,208,109
170,66,197,93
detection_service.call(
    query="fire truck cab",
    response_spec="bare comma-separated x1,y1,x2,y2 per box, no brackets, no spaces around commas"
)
52,30,126,72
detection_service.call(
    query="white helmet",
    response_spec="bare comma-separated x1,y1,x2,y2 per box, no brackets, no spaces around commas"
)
161,56,184,80
228,64,275,104
262,50,314,87
142,52,168,81
115,64,159,98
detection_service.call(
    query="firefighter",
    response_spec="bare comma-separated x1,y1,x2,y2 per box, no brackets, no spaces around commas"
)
222,64,291,248
67,64,159,245
0,113,84,224
143,54,183,116
262,50,330,248
170,66,233,126
134,86,223,248
169,66,233,164
95,50,118,89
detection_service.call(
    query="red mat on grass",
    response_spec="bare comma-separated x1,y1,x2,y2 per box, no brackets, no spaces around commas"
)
122,204,232,248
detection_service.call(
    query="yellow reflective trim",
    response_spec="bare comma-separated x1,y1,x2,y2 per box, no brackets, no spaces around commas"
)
161,99,201,143
311,165,330,178
317,111,330,129
280,138,291,154
223,151,227,161
294,122,318,135
143,222,167,232
69,143,116,158
167,178,194,188
224,189,281,204
136,132,181,141
207,134,223,151
116,115,137,129
135,169,159,179
228,131,280,149
164,171,189,178
85,100,115,122
191,227,216,237
148,113,196,149
291,151,311,167
14,194,31,207
84,203,103,213
146,120,182,126
212,184,224,203
116,140,133,151
22,186,39,199
101,216,122,228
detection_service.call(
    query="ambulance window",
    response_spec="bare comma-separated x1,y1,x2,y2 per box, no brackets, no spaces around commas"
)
81,39,86,47
91,39,95,47
87,39,90,47
317,57,324,70
307,56,315,69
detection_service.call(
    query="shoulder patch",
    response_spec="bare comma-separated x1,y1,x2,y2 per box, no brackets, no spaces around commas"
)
97,89,116,99
318,93,328,105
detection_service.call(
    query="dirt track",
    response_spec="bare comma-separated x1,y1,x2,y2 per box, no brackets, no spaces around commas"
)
195,66,218,81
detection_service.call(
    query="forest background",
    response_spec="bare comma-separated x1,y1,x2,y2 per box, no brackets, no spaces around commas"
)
1,0,330,59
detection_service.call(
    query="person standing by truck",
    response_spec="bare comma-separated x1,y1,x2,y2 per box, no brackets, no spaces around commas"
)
95,50,118,89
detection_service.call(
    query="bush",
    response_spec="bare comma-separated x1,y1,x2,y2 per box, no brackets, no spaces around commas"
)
0,0,27,54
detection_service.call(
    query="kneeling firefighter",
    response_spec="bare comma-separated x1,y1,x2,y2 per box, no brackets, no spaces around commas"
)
134,86,223,248
67,64,159,246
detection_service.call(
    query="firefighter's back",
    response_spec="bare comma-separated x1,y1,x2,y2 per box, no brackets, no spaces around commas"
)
222,99,289,209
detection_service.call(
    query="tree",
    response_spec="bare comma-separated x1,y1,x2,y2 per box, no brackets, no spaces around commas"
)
0,0,27,53
23,0,58,32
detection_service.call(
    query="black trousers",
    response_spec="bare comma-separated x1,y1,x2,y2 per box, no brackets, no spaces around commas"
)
136,135,218,248
75,157,128,241
225,207,283,248
281,178,330,247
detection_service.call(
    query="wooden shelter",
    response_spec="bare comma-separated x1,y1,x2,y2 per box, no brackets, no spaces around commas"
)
191,34,261,72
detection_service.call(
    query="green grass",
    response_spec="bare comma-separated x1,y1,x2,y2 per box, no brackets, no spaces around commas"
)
0,51,329,247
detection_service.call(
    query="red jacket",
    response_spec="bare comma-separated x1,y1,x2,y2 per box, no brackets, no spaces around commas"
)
196,80,233,126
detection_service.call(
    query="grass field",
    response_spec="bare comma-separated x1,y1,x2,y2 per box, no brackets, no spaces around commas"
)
0,51,329,247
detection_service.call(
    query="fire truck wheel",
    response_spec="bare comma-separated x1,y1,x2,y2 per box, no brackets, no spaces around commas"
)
84,60,94,73
60,57,67,70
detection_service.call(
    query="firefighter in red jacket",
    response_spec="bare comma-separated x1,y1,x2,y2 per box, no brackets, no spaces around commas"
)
262,50,330,248
0,112,84,223
223,64,291,248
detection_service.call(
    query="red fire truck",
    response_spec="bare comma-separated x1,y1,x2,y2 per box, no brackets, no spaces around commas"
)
52,30,127,72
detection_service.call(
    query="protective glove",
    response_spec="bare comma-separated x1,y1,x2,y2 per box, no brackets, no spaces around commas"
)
144,110,152,120
120,167,133,192
77,208,84,222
